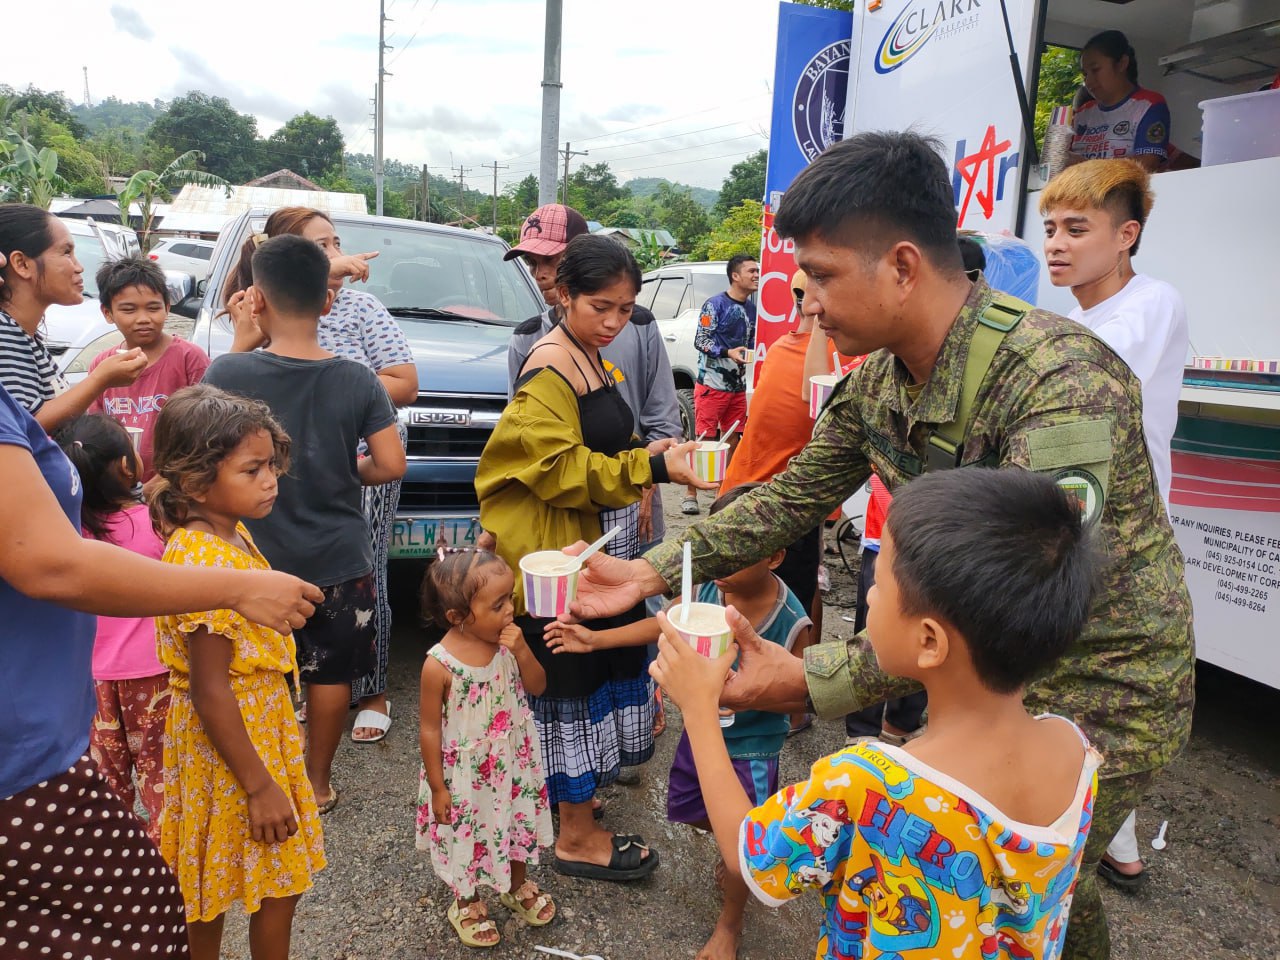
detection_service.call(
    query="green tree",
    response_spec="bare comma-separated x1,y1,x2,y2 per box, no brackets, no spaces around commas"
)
796,0,853,8
147,93,261,183
565,161,628,220
704,199,764,261
117,150,229,251
652,181,710,252
506,174,538,217
0,84,87,139
266,112,344,179
714,149,767,219
86,128,145,181
1035,45,1084,150
603,208,646,229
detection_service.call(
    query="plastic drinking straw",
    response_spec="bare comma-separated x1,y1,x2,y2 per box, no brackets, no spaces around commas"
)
574,525,621,566
680,541,692,625
721,419,741,443
832,351,841,377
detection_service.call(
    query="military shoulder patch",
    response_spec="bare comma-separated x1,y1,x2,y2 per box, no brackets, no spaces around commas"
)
1055,468,1105,523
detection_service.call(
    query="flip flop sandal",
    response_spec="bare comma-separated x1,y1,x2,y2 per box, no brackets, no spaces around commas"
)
499,880,556,926
316,785,340,815
554,834,660,882
787,714,815,737
351,700,392,743
448,899,500,948
1098,857,1147,893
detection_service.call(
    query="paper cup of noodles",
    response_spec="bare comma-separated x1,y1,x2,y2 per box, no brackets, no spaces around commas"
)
669,602,734,659
688,441,730,484
125,426,144,452
809,374,839,420
519,550,582,619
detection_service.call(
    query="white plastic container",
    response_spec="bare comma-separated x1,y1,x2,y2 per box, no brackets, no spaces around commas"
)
1200,88,1280,166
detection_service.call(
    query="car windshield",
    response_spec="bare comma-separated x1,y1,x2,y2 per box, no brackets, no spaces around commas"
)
693,273,728,306
73,234,109,298
332,220,541,325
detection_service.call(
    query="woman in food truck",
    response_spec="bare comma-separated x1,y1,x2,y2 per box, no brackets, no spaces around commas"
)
1068,30,1171,172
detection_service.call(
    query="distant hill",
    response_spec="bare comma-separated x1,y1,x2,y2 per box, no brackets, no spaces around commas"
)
624,177,718,211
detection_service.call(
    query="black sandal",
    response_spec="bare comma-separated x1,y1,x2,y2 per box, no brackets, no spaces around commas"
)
1097,857,1147,893
554,834,660,881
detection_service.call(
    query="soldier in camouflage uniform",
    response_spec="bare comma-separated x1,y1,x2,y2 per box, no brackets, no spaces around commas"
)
568,132,1194,960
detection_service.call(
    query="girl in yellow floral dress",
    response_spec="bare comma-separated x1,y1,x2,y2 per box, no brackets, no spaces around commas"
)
149,384,326,960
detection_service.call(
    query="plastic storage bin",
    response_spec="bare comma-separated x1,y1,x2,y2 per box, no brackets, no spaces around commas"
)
1200,88,1280,166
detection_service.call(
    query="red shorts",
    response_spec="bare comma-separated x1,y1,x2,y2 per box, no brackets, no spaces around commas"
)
694,384,747,436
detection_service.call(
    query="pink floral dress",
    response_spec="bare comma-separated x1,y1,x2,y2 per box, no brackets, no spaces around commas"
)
416,644,553,898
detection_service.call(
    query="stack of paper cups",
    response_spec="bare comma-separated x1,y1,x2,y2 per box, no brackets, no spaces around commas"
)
1043,105,1075,181
688,441,730,484
125,426,144,452
809,374,839,420
519,550,581,619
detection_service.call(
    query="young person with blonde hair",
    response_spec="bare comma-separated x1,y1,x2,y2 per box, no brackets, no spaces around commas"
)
1041,157,1189,891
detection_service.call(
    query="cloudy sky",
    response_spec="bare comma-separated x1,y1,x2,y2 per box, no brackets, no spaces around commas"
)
6,0,783,191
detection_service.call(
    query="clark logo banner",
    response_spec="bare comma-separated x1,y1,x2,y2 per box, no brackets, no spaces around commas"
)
758,2,854,371
846,0,1040,232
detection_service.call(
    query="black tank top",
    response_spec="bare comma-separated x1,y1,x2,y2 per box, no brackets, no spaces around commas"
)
518,324,635,455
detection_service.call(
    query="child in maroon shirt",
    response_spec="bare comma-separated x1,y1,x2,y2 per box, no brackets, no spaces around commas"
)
88,258,209,478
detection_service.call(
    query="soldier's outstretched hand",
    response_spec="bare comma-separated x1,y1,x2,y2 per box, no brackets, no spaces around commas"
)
565,542,665,620
720,605,810,714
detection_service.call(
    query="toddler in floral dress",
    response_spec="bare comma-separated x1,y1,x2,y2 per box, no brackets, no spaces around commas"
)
417,548,555,949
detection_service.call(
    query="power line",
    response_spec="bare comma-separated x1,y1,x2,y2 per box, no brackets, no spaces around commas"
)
558,142,587,205
502,132,765,179
503,93,769,164
609,146,771,178
386,0,440,68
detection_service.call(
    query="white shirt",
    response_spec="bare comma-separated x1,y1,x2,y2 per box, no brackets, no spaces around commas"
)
1070,274,1189,505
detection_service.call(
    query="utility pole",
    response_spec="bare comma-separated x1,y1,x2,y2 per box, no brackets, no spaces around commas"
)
538,0,563,205
488,160,509,230
421,163,430,222
559,142,587,206
375,0,393,216
456,165,471,220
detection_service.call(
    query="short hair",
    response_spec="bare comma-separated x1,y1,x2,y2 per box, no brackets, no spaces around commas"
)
726,254,757,282
709,481,763,516
148,384,290,533
774,132,964,273
96,257,170,310
1039,158,1153,255
556,234,642,297
885,468,1100,694
419,549,511,629
250,234,330,315
1083,30,1139,86
957,236,987,273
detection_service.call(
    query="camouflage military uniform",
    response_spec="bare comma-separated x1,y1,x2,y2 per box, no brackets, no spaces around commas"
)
645,277,1195,960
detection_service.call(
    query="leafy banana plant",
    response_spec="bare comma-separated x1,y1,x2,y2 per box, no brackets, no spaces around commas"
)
117,150,229,252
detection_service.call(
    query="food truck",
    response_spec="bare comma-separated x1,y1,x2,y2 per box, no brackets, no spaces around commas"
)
762,0,1280,687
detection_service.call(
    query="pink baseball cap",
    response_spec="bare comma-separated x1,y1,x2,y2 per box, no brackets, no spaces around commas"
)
503,203,590,260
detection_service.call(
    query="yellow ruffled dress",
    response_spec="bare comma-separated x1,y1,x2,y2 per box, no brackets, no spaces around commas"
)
156,525,326,921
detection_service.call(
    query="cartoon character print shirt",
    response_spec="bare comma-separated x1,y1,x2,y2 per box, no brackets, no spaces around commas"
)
1070,88,1170,161
695,291,757,393
740,722,1101,960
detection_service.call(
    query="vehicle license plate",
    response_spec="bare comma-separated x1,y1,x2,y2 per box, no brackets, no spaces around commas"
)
389,517,482,559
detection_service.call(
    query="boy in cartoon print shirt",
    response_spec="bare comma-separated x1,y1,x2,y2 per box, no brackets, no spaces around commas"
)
649,469,1102,960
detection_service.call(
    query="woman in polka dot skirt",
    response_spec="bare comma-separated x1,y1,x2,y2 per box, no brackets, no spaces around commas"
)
0,306,320,956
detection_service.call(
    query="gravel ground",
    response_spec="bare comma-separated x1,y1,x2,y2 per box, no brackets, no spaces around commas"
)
219,493,1279,959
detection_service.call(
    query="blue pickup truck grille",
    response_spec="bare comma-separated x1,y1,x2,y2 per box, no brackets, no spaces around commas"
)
399,393,508,515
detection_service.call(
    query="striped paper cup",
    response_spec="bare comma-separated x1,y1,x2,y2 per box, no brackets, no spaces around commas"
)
125,426,144,452
688,441,730,484
669,602,733,659
519,550,581,619
809,374,839,419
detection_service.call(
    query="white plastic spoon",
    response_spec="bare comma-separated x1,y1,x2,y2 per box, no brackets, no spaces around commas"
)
1151,820,1169,850
573,525,622,567
681,541,693,625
